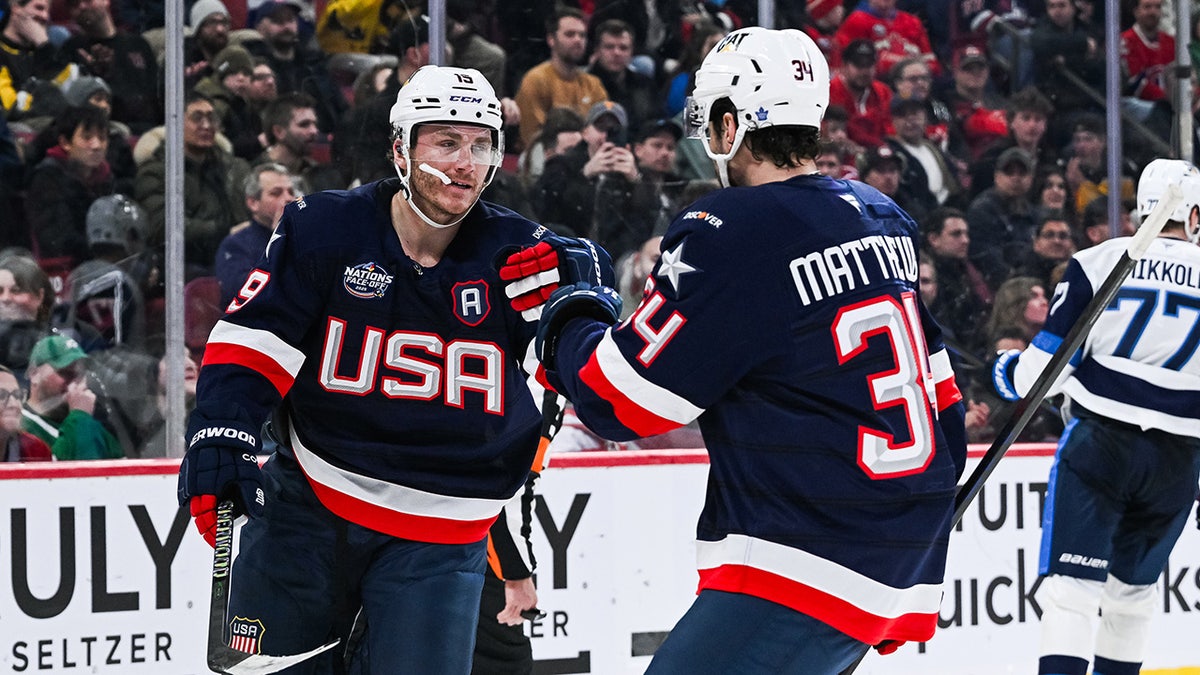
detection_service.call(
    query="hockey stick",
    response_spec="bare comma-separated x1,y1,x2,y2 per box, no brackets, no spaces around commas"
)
838,184,1182,675
951,183,1180,526
207,499,340,675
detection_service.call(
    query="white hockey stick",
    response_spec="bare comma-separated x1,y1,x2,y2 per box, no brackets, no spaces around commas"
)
207,500,340,674
840,183,1183,675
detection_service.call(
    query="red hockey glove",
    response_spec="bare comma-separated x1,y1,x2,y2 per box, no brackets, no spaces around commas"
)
178,409,264,546
499,236,615,321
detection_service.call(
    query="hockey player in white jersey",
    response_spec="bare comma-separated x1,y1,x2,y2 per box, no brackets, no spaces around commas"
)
993,158,1200,675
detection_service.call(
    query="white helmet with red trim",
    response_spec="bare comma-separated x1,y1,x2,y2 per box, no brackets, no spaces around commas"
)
684,27,830,187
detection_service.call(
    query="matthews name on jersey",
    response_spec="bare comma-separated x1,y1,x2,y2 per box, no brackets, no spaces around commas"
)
1006,235,1200,437
546,174,967,645
189,178,551,545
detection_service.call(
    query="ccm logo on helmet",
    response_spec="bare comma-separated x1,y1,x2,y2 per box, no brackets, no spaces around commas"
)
449,95,483,103
191,427,257,447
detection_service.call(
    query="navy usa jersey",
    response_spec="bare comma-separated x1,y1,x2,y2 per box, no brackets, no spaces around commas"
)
549,174,967,645
193,179,552,544
1011,236,1200,437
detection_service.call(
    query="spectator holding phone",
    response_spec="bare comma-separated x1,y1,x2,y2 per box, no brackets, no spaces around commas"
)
533,101,640,241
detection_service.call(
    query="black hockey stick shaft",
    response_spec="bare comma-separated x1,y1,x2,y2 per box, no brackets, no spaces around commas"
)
951,184,1179,527
206,499,340,674
838,184,1181,675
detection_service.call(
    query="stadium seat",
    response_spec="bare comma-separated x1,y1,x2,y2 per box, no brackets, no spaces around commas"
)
184,276,224,362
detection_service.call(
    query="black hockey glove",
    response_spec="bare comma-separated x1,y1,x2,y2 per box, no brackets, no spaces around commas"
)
178,409,264,547
499,236,615,321
536,282,622,368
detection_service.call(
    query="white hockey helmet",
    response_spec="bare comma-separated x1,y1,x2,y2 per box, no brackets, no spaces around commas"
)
1137,158,1200,243
684,27,830,187
388,65,505,227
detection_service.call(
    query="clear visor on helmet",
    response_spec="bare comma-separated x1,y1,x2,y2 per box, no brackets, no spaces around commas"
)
410,124,504,167
683,97,709,140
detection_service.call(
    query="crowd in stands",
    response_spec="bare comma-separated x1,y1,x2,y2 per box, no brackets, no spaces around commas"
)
0,0,1191,459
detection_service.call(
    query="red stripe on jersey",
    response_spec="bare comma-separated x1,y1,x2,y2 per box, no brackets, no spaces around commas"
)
578,350,681,437
935,374,963,411
203,341,296,397
305,477,497,544
698,565,938,645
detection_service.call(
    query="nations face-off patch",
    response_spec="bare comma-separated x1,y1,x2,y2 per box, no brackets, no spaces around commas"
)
343,262,394,299
228,617,265,655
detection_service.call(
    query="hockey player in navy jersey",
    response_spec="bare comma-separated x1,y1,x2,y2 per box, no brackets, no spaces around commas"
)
993,158,1200,675
501,27,968,673
176,65,588,673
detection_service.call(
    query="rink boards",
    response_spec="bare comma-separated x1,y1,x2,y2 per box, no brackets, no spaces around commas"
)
1,447,1199,675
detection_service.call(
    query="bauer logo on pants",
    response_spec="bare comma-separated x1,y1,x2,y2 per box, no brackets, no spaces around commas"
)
229,617,265,654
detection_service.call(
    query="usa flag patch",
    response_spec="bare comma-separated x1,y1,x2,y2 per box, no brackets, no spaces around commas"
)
229,617,265,654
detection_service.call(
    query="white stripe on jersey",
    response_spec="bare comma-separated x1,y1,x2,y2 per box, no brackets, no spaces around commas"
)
696,534,944,617
291,429,509,521
209,321,306,378
594,331,704,425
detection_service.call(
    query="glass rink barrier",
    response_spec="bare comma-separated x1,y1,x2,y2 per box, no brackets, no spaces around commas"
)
2,446,1200,674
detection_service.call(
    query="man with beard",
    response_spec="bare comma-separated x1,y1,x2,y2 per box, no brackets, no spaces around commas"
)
62,0,159,133
255,91,340,190
184,0,231,88
514,5,607,150
245,0,345,133
21,334,122,460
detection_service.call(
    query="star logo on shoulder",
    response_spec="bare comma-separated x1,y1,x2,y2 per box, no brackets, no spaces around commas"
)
265,230,283,259
657,242,697,292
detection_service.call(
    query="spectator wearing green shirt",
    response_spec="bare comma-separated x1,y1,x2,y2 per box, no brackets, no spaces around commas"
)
21,334,122,460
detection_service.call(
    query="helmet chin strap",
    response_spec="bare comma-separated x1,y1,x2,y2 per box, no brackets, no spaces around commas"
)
703,123,748,188
393,145,469,229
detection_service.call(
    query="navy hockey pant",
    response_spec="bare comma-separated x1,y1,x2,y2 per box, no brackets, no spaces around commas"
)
1040,413,1200,584
645,589,870,674
227,453,487,674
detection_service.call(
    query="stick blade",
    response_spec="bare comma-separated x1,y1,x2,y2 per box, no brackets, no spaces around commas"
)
210,639,341,675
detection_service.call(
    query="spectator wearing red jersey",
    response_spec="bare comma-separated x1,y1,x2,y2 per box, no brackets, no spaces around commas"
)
828,40,893,149
835,0,941,81
802,0,846,69
1121,0,1174,120
943,45,1009,160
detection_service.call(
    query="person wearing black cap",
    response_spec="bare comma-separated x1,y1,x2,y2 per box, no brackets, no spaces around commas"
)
245,0,345,132
967,146,1038,289
194,45,263,160
857,144,904,199
338,12,435,185
533,100,658,262
61,0,159,133
885,96,962,223
828,39,893,149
